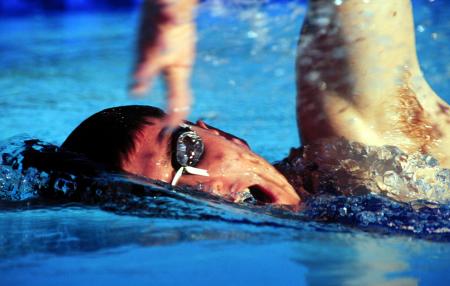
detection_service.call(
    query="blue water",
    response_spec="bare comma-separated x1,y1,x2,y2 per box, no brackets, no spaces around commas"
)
1,1,450,285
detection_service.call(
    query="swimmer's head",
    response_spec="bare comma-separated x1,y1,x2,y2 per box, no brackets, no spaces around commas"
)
62,105,299,206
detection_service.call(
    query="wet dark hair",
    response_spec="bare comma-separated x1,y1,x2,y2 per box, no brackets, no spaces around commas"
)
13,105,166,201
61,105,165,171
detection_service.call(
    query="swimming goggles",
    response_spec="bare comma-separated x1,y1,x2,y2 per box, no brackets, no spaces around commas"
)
170,124,209,186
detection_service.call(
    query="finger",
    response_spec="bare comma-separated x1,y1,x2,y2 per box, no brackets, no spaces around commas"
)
131,1,165,95
163,65,193,127
130,66,157,96
130,79,152,96
130,46,163,96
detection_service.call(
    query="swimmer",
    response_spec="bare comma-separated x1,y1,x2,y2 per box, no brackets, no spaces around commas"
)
60,105,300,205
125,0,450,202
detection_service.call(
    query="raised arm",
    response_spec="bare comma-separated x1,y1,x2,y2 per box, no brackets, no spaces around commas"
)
131,0,198,128
296,0,450,166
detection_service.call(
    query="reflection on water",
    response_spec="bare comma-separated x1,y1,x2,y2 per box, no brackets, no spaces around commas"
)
0,208,288,259
2,206,450,285
292,234,432,286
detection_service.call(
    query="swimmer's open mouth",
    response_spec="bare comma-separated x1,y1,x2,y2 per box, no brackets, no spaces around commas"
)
239,185,274,204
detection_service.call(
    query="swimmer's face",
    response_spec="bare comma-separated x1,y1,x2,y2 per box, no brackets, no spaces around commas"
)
122,118,300,206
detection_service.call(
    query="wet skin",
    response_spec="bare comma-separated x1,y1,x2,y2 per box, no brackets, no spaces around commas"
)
122,117,300,206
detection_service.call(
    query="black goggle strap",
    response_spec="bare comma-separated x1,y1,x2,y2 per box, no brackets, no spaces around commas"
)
171,124,209,186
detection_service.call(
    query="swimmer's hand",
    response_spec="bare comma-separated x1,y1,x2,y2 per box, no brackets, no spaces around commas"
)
130,0,197,127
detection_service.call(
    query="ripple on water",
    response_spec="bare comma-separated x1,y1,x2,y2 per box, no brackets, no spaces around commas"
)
1,136,450,241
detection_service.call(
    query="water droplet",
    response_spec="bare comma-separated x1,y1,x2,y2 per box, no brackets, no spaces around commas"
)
339,206,347,216
319,81,327,91
247,31,258,39
417,25,425,33
305,71,320,82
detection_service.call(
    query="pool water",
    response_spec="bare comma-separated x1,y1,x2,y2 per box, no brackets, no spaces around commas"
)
1,1,450,285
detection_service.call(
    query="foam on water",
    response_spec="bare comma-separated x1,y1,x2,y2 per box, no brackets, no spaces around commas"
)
275,137,450,204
